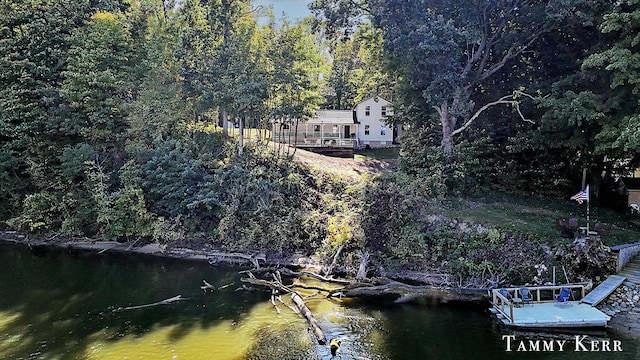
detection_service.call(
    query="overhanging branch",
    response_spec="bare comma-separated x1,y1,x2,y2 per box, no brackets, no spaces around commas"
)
450,91,535,137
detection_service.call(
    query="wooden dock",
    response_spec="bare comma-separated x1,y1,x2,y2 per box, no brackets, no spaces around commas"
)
490,284,610,328
580,275,626,306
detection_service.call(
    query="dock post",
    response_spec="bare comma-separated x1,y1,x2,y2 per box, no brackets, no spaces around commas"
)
509,304,514,323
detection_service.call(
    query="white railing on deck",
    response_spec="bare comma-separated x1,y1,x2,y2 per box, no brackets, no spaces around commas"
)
491,284,587,324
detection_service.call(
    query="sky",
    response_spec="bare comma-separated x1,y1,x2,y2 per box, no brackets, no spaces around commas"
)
254,0,314,22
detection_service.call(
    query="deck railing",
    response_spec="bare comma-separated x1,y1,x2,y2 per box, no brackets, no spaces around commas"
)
272,135,355,148
491,284,588,324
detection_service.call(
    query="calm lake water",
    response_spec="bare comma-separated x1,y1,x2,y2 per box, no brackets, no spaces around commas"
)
1,241,638,359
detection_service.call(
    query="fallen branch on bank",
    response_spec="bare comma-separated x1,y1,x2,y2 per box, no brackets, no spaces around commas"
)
208,252,265,269
113,295,184,312
326,279,487,303
356,251,369,280
241,271,327,345
323,244,345,277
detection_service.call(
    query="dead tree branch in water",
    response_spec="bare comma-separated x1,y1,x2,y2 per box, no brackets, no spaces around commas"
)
113,295,183,312
241,271,327,345
241,267,352,285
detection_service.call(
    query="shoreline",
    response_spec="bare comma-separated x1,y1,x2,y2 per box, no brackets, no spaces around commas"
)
2,230,639,339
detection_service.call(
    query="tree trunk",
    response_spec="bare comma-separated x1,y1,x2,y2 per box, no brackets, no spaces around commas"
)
238,116,244,156
436,101,456,159
441,122,455,159
221,109,229,137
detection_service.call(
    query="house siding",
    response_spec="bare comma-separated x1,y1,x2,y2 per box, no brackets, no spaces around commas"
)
354,97,394,148
271,110,357,149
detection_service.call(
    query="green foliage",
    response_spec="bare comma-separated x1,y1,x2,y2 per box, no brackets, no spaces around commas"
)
580,0,640,163
0,151,26,221
58,144,96,183
266,20,328,121
364,0,596,180
327,216,353,249
400,128,485,193
88,162,159,240
7,193,60,232
213,151,322,253
324,39,359,110
61,10,137,149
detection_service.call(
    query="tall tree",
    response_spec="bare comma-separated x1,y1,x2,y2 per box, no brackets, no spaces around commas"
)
266,20,328,155
325,39,359,109
582,0,640,160
351,22,394,103
178,0,256,141
368,0,583,159
460,2,611,194
61,10,137,153
309,0,367,47
0,0,127,221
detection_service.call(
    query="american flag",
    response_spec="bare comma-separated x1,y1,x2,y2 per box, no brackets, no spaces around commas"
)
571,185,589,204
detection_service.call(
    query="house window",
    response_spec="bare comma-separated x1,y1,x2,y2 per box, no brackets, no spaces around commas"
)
313,125,320,132
381,106,387,116
364,125,370,135
381,126,386,136
365,106,370,116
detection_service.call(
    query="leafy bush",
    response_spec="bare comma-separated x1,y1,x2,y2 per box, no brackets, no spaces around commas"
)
7,192,60,232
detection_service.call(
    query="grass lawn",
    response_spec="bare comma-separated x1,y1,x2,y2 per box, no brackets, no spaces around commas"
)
441,193,640,247
354,147,400,161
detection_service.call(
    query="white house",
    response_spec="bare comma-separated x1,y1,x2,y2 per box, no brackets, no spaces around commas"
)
271,110,357,149
353,97,395,149
271,97,397,151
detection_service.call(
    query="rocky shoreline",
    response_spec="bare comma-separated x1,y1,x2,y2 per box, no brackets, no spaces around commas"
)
2,230,639,338
597,282,640,339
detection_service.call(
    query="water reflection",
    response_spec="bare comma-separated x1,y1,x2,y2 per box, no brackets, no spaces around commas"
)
1,242,638,360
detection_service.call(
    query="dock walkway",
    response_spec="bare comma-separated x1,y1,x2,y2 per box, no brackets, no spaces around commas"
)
580,275,626,306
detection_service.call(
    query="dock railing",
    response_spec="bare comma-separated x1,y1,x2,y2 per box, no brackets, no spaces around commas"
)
491,284,587,324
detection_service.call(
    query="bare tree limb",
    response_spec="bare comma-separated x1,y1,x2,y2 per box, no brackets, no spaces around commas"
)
113,295,183,312
241,272,327,345
451,91,535,137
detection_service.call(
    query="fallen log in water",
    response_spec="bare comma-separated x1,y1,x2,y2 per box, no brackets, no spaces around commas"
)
113,295,183,312
241,272,327,345
242,267,487,304
243,267,352,285
327,279,488,303
207,252,266,269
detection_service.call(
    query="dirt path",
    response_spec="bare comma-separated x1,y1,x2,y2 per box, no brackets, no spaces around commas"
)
290,146,397,181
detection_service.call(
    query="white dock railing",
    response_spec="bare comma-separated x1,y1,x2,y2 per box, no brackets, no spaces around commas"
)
491,284,587,324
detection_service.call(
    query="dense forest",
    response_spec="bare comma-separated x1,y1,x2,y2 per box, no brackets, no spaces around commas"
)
2,0,640,284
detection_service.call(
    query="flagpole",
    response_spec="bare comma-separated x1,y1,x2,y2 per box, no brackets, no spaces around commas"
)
571,185,590,237
587,199,590,236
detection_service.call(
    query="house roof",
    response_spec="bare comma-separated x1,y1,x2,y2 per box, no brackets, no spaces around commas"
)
304,110,355,124
355,96,392,107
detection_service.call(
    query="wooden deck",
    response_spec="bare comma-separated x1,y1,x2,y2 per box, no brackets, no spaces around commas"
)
490,285,610,328
491,301,610,328
580,275,626,306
